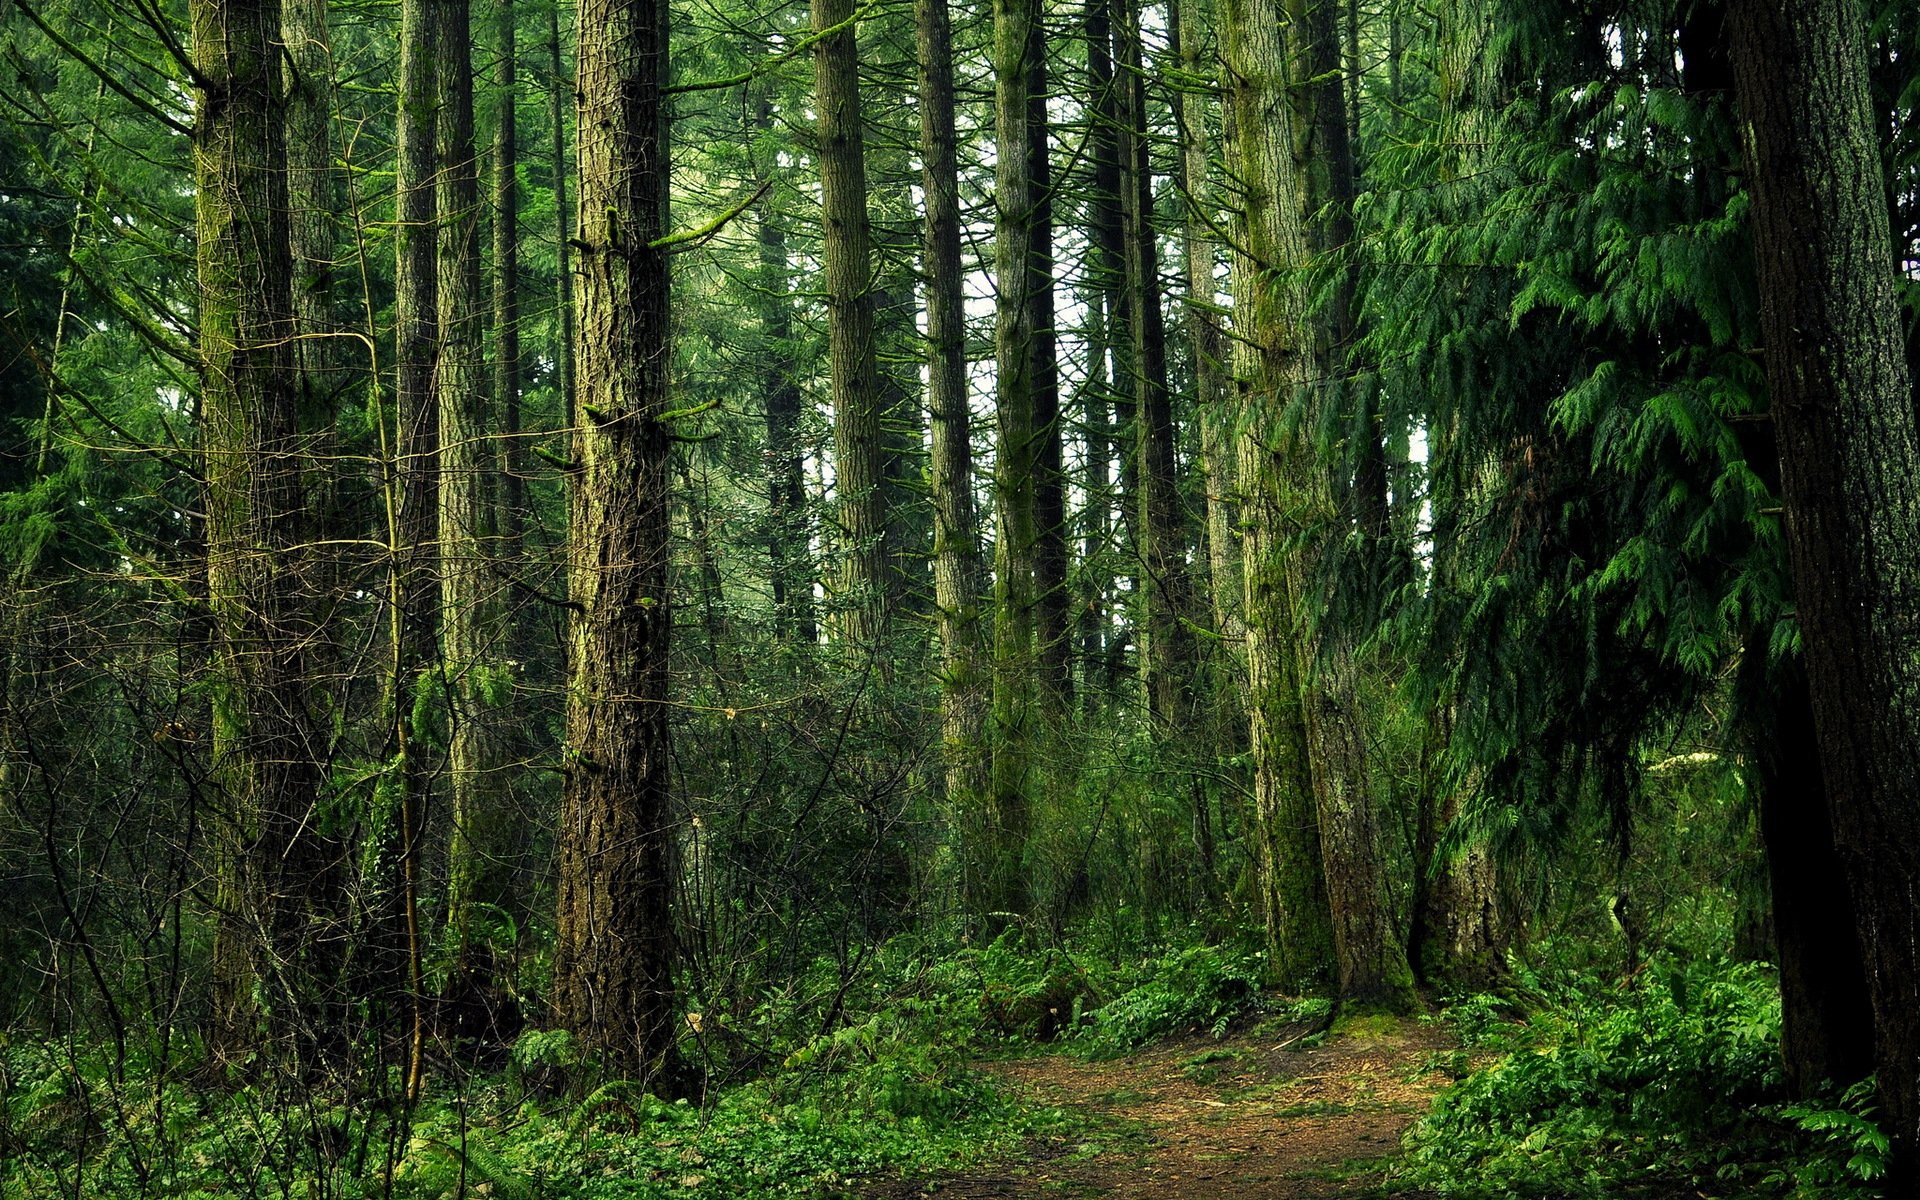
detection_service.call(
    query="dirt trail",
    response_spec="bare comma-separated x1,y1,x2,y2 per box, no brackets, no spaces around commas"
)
872,1018,1454,1199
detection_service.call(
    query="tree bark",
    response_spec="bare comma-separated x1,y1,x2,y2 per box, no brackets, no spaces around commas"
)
811,0,894,655
1729,0,1920,1169
1220,0,1336,994
552,0,679,1080
753,98,818,646
441,0,510,1019
988,0,1046,916
919,0,992,908
192,0,345,1064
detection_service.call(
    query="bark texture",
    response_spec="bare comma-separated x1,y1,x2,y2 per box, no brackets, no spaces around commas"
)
1220,0,1336,994
193,0,345,1061
919,0,992,905
1729,0,1920,1169
553,0,678,1079
811,0,894,653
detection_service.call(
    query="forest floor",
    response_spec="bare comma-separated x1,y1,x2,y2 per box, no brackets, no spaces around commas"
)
864,1014,1456,1199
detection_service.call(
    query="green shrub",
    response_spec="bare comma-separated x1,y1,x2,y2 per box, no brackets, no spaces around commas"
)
1074,941,1265,1058
1399,957,1884,1198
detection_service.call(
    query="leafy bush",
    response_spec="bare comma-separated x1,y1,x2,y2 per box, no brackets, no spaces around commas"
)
1074,941,1265,1058
1399,957,1884,1198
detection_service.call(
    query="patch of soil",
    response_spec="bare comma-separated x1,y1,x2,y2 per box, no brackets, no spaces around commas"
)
866,1016,1455,1199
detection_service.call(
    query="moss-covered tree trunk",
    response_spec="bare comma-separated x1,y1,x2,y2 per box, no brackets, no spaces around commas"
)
919,0,991,905
1729,0,1920,1171
193,0,345,1064
552,0,678,1080
440,0,510,1020
988,0,1046,917
1220,0,1335,994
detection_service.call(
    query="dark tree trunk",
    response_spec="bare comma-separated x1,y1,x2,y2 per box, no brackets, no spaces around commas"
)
192,0,345,1065
552,0,679,1081
1741,650,1876,1096
1730,0,1920,1171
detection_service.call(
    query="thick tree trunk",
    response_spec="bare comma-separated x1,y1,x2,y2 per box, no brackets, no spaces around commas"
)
1729,0,1920,1169
552,0,678,1081
919,0,991,909
1281,0,1415,1013
1220,0,1335,994
192,0,345,1064
812,0,894,654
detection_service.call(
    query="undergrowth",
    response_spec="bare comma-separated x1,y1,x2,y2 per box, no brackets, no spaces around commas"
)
1396,956,1886,1199
0,926,1278,1199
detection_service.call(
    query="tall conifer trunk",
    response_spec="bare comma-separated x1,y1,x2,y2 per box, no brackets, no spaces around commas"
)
553,0,679,1079
919,0,991,906
193,0,345,1063
988,0,1046,915
1729,0,1920,1170
441,0,509,1014
811,0,894,653
1220,0,1335,994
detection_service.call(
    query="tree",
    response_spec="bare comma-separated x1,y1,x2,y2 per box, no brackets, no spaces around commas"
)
918,0,991,902
1219,0,1336,992
192,0,346,1062
1729,0,1920,1171
551,0,679,1079
811,0,895,653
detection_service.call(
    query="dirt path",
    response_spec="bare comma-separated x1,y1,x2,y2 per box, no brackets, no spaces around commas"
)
872,1017,1454,1199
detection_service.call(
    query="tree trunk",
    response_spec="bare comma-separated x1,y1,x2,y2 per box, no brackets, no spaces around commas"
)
440,0,510,1023
192,0,345,1064
383,0,439,1092
753,99,819,646
548,3,576,427
1170,0,1241,654
812,0,894,654
1220,0,1335,994
1741,650,1875,1097
553,0,679,1081
987,0,1046,917
919,0,992,909
1729,0,1920,1169
1027,14,1070,706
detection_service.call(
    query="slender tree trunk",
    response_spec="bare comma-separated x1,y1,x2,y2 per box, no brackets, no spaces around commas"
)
1082,0,1125,705
811,0,893,656
385,0,439,1092
753,99,819,646
440,0,509,1019
988,0,1046,916
553,0,678,1080
1729,0,1920,1171
1027,15,1071,705
1220,0,1336,994
193,0,345,1064
548,4,576,428
919,0,991,910
1170,0,1241,654
1740,649,1875,1097
495,0,527,560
